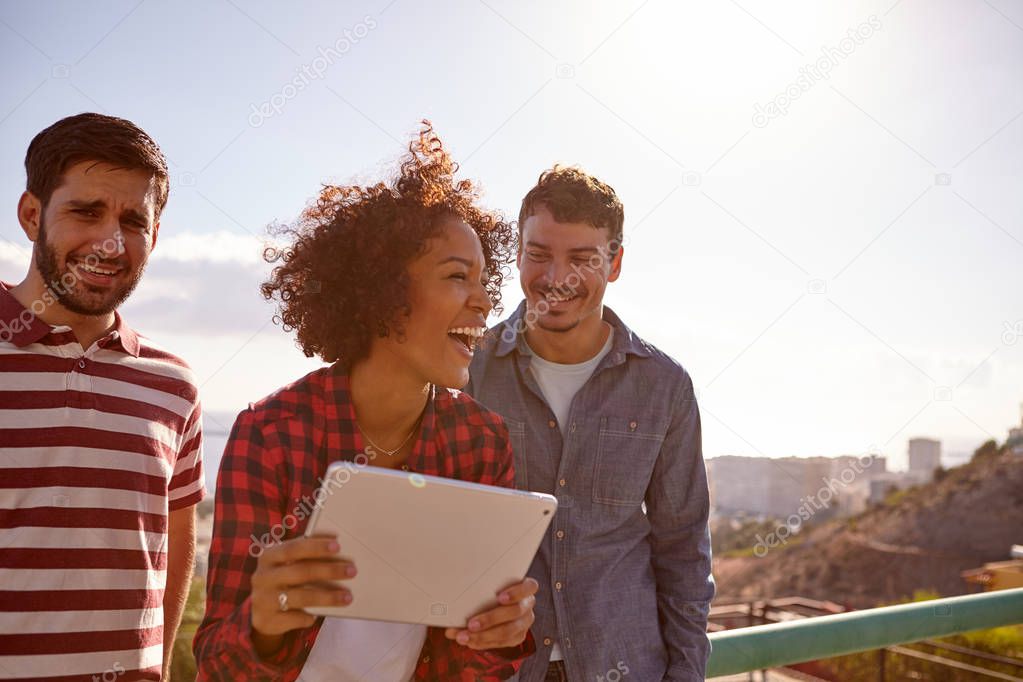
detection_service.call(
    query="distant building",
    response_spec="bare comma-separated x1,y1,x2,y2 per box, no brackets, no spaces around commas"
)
1008,403,1023,456
707,454,884,521
867,472,916,505
908,438,942,480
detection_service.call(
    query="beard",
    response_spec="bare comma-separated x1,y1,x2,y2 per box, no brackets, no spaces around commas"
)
531,287,589,333
34,217,144,316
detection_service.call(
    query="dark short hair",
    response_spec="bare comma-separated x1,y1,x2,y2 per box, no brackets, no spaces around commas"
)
518,165,624,248
25,112,169,217
261,121,515,367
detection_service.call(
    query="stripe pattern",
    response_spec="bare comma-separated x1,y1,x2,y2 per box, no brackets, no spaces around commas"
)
0,284,204,681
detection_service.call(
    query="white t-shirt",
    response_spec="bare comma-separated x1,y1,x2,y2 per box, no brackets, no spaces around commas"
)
297,617,428,681
526,327,614,439
525,326,614,661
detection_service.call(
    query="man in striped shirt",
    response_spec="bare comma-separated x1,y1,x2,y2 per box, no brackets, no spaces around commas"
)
0,113,204,681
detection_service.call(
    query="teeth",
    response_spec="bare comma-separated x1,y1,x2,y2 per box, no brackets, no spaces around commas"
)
546,292,574,302
447,326,485,338
75,261,118,276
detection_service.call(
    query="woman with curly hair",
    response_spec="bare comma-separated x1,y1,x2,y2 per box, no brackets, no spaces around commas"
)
193,123,537,681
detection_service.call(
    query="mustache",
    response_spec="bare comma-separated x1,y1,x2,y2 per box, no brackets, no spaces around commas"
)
537,283,584,297
67,254,128,268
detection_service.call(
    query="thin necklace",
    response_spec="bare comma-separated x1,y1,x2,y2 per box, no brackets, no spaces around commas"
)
357,412,423,458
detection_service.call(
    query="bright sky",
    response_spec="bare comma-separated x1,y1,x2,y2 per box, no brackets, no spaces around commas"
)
1,0,1021,474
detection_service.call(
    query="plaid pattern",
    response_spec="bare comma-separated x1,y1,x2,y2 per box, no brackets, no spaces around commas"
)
194,363,534,681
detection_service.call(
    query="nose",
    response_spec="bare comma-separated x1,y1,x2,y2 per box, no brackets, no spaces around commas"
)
470,279,493,318
545,261,575,292
92,219,125,259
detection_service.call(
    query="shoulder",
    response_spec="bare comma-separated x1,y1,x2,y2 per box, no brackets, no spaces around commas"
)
134,334,197,381
232,366,332,437
131,334,205,410
616,322,697,402
637,340,694,387
433,386,510,440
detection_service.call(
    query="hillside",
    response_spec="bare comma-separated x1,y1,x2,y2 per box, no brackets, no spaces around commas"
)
712,444,1023,608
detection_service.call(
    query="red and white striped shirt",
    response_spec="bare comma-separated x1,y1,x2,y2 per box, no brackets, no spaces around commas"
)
0,283,205,681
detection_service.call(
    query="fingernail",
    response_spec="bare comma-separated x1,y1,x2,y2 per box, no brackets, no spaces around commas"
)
346,565,357,577
328,541,340,553
457,632,470,645
468,619,480,631
499,592,511,603
343,592,353,604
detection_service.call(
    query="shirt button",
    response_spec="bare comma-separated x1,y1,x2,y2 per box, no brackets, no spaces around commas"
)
629,420,638,430
543,637,552,646
556,530,565,539
78,360,86,369
422,655,430,663
559,478,566,487
570,422,576,433
548,419,557,428
555,581,563,590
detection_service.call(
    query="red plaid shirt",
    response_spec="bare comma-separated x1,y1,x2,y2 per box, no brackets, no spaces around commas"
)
194,364,534,680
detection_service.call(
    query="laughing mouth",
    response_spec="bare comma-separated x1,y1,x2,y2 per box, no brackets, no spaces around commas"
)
543,290,580,304
70,258,123,278
447,326,486,352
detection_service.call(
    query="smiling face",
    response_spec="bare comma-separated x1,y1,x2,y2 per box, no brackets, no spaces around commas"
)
374,217,493,389
21,160,160,316
517,203,622,337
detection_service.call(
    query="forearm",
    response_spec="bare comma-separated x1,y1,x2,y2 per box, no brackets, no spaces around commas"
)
163,507,197,678
194,596,311,679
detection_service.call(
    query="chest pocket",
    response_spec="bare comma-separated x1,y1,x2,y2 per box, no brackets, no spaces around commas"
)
503,418,528,491
592,416,667,506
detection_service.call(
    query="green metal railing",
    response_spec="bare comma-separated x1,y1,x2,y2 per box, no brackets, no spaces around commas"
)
706,587,1023,677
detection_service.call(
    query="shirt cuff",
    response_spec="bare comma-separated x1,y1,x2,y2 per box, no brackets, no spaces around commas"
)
237,597,312,675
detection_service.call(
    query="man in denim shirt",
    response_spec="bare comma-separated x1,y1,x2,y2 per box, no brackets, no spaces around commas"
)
466,166,714,681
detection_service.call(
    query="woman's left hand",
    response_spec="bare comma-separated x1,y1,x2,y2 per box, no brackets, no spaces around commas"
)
444,577,538,650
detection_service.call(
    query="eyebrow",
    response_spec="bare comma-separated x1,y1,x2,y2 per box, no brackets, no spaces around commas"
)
65,199,149,223
524,240,599,254
437,256,478,267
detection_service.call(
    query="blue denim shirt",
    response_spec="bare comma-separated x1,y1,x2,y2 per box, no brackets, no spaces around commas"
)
466,302,714,682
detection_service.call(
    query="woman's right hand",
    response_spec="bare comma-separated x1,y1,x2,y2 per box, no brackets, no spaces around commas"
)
249,536,357,656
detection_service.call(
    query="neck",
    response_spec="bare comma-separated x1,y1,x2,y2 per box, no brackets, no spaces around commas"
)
8,269,116,350
348,350,430,451
524,311,612,364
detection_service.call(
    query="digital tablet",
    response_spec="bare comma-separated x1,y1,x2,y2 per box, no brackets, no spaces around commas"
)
302,462,557,628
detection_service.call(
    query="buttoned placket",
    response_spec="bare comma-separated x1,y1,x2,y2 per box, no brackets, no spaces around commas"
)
514,338,629,679
553,348,628,676
57,327,120,408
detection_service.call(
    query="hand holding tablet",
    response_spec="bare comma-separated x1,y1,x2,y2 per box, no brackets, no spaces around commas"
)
302,463,556,630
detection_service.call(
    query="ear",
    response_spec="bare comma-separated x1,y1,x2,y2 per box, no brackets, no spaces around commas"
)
17,191,42,242
151,220,160,250
607,245,624,283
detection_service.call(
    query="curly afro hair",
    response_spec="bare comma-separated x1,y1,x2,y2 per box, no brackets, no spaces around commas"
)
261,121,515,368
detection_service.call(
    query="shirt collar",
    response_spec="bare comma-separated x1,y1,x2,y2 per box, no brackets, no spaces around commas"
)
109,312,140,357
0,281,141,357
0,281,51,346
493,299,652,360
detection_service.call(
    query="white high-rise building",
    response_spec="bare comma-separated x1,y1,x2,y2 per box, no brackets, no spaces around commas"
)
1009,403,1023,456
908,438,942,478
